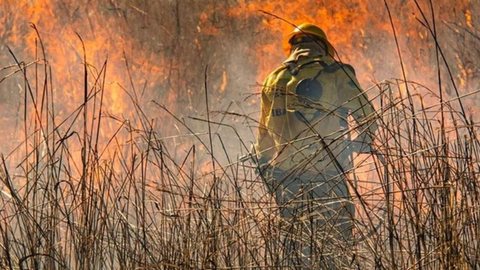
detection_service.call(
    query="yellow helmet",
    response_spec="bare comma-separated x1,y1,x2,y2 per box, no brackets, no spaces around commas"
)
284,23,336,56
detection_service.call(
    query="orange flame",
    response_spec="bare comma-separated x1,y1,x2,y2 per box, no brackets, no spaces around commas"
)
0,0,478,159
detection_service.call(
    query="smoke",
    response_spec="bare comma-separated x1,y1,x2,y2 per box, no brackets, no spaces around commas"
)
0,0,479,159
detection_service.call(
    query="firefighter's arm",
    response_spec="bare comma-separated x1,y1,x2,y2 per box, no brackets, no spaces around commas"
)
337,65,378,145
253,79,276,165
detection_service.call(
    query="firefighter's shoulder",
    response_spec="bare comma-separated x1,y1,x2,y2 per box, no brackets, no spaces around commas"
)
269,65,289,77
323,61,356,76
330,62,363,91
262,65,288,85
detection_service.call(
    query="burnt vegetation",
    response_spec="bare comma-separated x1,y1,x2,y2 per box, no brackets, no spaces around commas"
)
0,0,479,269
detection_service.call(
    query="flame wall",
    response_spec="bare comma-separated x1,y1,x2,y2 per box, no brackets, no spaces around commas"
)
0,0,479,155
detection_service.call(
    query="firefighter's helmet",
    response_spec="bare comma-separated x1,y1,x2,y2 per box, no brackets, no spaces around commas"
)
284,23,336,56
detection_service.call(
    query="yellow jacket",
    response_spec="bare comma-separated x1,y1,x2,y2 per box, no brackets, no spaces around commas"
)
255,53,377,173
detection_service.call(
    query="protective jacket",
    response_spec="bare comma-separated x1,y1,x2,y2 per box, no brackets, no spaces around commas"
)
255,49,377,174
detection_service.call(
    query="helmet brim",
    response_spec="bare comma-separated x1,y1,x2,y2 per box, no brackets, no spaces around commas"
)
283,28,336,57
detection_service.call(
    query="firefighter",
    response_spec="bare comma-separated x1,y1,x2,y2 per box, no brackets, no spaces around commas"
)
254,23,377,268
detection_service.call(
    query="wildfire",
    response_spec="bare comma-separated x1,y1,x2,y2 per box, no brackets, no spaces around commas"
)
0,3,478,268
224,0,477,95
0,0,478,157
0,0,170,158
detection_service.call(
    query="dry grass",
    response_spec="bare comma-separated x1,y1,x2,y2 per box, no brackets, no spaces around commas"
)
0,47,479,269
0,4,479,269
